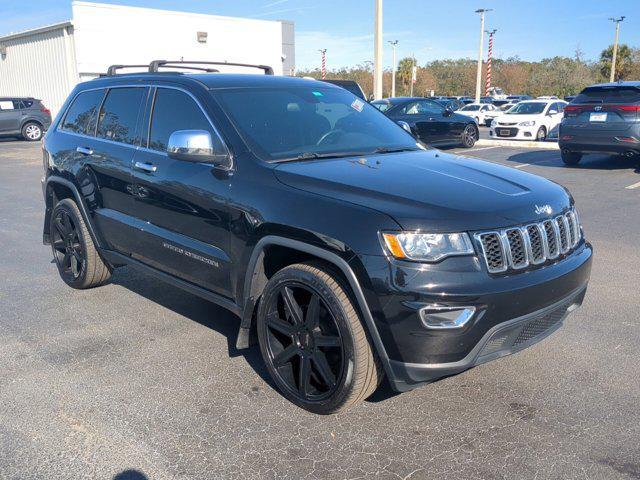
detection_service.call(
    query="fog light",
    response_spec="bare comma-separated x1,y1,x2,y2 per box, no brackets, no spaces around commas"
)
419,305,476,330
524,132,532,137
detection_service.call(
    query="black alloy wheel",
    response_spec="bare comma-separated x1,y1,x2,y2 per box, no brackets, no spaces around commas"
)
262,282,344,402
50,199,111,289
257,263,381,414
52,208,85,281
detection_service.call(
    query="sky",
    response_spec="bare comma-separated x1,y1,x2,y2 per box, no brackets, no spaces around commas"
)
1,0,639,70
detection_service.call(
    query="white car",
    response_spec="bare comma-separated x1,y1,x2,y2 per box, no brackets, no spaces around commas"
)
456,103,501,126
490,100,567,141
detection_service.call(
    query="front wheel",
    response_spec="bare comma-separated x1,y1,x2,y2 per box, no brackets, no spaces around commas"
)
535,126,547,141
257,262,382,414
460,124,478,148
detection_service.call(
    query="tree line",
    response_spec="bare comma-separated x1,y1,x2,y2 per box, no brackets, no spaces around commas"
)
297,45,640,99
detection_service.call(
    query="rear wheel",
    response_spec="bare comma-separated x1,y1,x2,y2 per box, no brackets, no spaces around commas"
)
535,126,547,141
561,150,582,166
257,262,382,414
461,124,478,148
22,122,43,141
50,199,111,289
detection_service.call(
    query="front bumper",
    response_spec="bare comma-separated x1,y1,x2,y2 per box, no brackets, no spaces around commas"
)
388,286,586,391
490,125,537,139
354,241,592,392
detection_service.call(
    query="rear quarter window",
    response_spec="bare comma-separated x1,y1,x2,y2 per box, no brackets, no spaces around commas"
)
61,89,105,136
574,86,640,104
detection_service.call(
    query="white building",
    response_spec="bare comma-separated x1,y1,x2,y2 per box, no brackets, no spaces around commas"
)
0,2,295,116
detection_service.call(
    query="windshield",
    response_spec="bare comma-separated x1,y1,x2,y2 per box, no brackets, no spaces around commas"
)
461,105,481,111
212,86,418,161
574,86,640,103
506,102,547,115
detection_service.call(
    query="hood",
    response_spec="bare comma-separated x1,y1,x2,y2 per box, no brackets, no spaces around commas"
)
274,150,571,232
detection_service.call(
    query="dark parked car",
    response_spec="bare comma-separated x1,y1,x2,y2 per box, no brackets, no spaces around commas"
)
42,60,592,414
559,81,640,165
319,79,366,100
371,97,479,148
0,97,51,141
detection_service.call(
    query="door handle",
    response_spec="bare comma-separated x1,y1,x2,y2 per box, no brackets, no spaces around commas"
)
134,161,157,173
76,146,93,155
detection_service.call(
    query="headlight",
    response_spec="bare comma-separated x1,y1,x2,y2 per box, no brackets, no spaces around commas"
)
382,232,475,262
519,120,536,127
491,120,497,127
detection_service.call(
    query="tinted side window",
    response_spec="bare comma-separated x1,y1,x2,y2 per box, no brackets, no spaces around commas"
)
401,100,443,115
148,88,223,153
96,88,145,145
61,89,104,135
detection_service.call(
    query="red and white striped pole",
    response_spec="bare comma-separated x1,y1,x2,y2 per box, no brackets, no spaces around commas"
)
319,49,327,79
485,29,496,96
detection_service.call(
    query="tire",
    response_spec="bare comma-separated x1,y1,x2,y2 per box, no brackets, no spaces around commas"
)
561,150,582,166
21,122,43,141
50,198,111,289
535,126,547,141
460,124,478,148
256,262,382,414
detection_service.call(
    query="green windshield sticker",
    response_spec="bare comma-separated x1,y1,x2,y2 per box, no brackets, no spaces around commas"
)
312,91,324,97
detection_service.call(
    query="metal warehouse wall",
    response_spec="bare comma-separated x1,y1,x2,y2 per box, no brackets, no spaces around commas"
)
0,25,77,117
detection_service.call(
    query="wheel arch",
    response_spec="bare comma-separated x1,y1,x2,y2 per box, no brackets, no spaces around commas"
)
43,176,102,249
236,236,393,380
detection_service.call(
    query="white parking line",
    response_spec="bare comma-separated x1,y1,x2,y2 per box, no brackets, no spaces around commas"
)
625,181,640,190
514,163,530,169
466,146,501,152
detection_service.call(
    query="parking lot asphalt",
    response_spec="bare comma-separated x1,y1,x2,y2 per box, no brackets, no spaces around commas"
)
1,139,639,480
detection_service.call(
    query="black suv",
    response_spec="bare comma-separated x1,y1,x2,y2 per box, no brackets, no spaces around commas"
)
0,97,52,141
559,81,640,165
42,61,592,414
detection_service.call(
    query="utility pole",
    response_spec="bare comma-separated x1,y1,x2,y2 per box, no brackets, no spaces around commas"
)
373,0,383,99
485,29,496,96
319,49,327,79
609,16,625,82
389,40,398,97
474,8,492,103
409,55,416,97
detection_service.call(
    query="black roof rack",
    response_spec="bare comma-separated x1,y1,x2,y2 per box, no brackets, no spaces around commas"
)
148,60,274,75
105,64,149,76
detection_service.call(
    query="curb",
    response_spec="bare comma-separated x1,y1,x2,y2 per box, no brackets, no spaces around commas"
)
476,139,560,150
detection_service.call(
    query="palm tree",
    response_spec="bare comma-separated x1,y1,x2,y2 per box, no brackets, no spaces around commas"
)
599,44,633,80
396,57,415,96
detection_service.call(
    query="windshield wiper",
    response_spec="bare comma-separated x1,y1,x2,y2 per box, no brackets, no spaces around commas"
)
372,146,420,154
274,151,366,163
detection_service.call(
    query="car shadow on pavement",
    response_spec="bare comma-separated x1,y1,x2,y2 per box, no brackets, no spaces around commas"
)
114,469,148,480
110,267,275,389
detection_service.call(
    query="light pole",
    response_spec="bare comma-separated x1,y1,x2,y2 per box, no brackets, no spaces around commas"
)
474,8,492,103
373,0,383,100
318,49,327,79
609,16,625,82
484,29,496,96
388,40,398,97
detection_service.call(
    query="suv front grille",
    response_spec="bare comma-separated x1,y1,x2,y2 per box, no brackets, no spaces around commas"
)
475,209,581,274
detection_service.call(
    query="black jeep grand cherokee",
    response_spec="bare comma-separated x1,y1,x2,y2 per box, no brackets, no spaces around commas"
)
42,61,592,414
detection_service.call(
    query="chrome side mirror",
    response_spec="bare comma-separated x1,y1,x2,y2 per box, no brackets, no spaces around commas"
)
397,121,412,134
167,130,230,167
